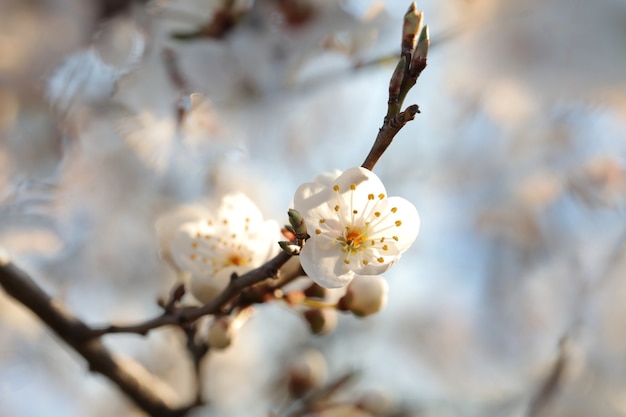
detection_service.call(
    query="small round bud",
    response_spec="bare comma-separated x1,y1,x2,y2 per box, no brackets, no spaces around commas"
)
340,276,388,317
303,282,327,299
303,308,337,335
287,349,328,398
207,317,233,350
206,307,254,350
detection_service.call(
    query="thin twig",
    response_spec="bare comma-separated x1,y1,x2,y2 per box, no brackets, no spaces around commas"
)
89,251,293,337
361,105,420,171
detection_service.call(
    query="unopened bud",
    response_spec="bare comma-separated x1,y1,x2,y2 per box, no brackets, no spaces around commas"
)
339,276,388,317
279,240,301,255
415,25,429,59
402,3,423,53
287,349,328,398
206,307,254,350
388,56,406,100
303,308,337,335
303,282,327,299
288,209,308,237
207,317,233,349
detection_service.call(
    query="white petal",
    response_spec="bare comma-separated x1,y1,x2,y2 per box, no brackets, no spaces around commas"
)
294,181,334,216
381,196,420,253
330,167,386,202
170,222,213,274
299,241,354,288
189,265,246,303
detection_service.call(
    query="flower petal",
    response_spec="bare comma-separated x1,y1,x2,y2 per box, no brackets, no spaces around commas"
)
299,240,354,288
379,196,420,253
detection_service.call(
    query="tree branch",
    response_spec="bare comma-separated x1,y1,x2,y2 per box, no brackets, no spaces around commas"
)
89,251,293,337
0,260,195,417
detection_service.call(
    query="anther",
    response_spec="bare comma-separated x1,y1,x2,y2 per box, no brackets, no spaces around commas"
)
350,184,356,190
368,193,375,200
377,257,385,263
391,207,398,213
395,220,402,227
333,185,340,192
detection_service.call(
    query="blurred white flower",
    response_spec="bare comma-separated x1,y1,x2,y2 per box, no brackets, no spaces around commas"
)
169,192,279,303
293,167,419,288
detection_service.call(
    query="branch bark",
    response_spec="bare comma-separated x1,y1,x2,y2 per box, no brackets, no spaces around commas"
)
0,260,195,417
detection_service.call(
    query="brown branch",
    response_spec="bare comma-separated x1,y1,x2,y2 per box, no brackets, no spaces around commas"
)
0,260,196,417
89,251,293,337
526,337,569,417
361,105,420,171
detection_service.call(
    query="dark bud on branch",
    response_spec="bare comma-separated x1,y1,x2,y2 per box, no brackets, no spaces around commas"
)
388,56,407,102
410,25,429,77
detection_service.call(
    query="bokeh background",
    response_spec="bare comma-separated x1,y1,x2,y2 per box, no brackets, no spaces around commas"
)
1,0,626,416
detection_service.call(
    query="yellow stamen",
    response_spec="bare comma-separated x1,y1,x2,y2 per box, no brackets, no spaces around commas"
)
391,207,398,213
333,185,340,192
395,220,402,227
350,184,356,190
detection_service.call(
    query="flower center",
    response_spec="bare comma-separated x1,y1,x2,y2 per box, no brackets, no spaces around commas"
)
345,229,363,248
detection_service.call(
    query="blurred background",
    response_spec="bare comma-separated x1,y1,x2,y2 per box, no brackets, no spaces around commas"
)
1,0,626,416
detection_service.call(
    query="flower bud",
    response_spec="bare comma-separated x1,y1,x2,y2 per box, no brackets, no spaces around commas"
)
388,56,406,100
339,276,388,317
303,282,327,299
207,317,232,349
279,240,301,255
415,25,429,59
401,3,423,53
303,308,337,335
288,208,308,237
287,349,328,398
206,307,254,350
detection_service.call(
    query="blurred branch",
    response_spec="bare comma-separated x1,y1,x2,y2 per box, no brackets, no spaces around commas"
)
0,250,293,415
526,337,569,417
282,370,360,417
0,260,197,417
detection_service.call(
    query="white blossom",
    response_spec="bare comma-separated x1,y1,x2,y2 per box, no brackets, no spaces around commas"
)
169,192,278,302
293,167,419,288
